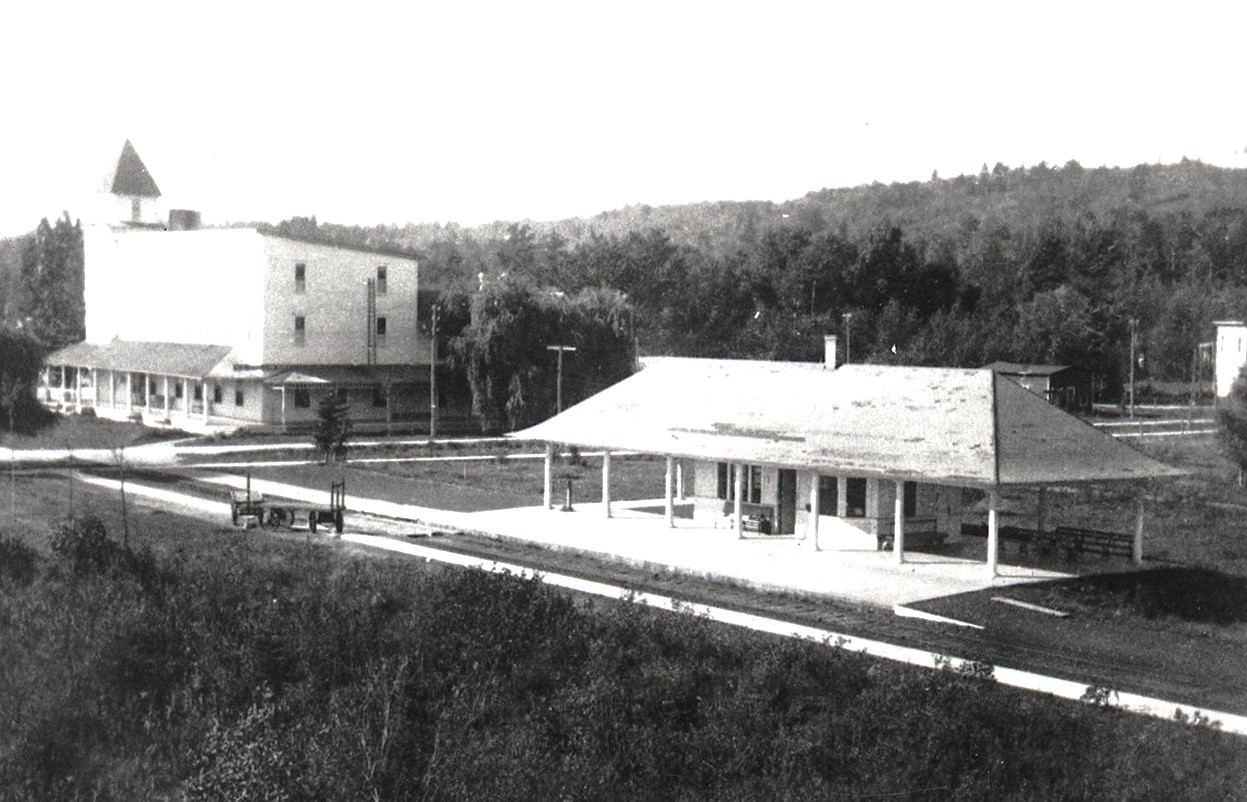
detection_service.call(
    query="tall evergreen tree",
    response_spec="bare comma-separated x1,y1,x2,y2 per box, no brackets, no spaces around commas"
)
313,394,353,464
18,213,84,348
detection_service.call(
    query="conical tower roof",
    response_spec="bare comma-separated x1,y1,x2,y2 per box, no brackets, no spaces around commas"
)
109,139,161,198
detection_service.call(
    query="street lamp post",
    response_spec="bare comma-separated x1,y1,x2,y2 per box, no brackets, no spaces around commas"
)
842,313,853,365
1128,317,1137,419
429,305,438,438
546,345,577,414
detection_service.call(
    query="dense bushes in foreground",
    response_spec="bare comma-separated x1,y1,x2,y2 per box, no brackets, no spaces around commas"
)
1,523,1244,800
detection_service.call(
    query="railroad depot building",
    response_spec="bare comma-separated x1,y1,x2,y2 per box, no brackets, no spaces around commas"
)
40,142,430,430
514,338,1183,576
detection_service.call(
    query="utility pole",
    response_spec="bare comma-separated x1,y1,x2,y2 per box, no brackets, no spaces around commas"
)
1128,317,1137,419
546,344,577,414
842,313,853,365
429,305,438,438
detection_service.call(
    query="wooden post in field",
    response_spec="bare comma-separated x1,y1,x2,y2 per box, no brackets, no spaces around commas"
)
734,463,744,539
602,450,612,519
808,473,820,551
664,456,675,528
893,479,905,564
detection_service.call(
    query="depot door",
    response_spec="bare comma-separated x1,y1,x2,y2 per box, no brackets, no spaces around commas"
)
777,469,797,534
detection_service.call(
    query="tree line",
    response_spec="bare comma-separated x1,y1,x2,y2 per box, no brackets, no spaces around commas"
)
288,159,1247,404
7,160,1247,432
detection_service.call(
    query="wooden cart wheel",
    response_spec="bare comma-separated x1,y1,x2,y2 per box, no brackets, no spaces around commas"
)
334,510,344,534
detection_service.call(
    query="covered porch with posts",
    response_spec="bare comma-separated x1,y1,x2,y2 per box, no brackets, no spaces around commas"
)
263,365,425,433
534,449,1159,578
41,341,240,429
512,358,1184,581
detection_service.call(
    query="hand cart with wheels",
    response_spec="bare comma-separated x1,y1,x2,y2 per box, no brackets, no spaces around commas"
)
229,472,346,534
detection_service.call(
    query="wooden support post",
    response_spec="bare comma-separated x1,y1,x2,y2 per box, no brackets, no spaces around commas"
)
1133,494,1145,566
543,444,554,510
602,449,612,518
808,473,821,551
676,460,685,500
75,366,83,411
893,479,905,564
986,489,1000,578
126,372,133,413
279,387,287,430
162,375,170,420
665,455,675,528
202,380,210,423
734,462,744,539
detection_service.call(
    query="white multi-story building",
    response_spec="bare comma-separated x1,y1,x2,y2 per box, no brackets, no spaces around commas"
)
1214,320,1247,400
41,142,431,430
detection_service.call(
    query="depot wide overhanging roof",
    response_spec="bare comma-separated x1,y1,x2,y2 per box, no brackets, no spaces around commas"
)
512,359,1183,488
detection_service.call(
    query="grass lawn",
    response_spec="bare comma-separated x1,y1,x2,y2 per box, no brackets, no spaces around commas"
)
2,413,185,451
234,451,668,512
3,470,1246,800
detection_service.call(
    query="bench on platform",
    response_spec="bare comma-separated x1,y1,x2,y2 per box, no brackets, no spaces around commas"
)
961,523,1132,559
1039,526,1134,559
721,501,776,534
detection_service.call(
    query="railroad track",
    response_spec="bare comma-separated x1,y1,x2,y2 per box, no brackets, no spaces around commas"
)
69,461,1247,718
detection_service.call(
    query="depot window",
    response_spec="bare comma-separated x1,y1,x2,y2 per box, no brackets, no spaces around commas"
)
845,478,867,518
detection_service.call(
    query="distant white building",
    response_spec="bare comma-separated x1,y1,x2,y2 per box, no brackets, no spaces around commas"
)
1214,320,1247,399
40,141,431,431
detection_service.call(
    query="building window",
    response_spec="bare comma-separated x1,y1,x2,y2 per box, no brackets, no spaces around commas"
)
717,463,762,503
295,262,306,293
213,384,222,404
376,316,387,345
174,380,184,399
904,481,918,518
372,386,387,407
235,389,245,407
294,388,310,408
845,478,867,518
193,384,203,402
294,315,306,346
817,474,838,516
377,265,387,295
746,465,762,504
149,379,158,396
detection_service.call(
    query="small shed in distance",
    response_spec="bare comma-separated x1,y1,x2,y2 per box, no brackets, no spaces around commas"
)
983,362,1091,412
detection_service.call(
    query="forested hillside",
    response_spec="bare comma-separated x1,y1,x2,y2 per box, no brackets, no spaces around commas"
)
277,159,1247,401
6,159,1247,403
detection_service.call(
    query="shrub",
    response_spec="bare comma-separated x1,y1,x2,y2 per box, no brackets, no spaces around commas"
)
49,515,117,575
0,535,39,586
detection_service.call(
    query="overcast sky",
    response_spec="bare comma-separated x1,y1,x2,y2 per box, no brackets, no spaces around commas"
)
3,0,1245,238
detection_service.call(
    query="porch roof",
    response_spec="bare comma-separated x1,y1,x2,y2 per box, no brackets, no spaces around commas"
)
46,340,233,378
263,365,423,388
511,359,1183,488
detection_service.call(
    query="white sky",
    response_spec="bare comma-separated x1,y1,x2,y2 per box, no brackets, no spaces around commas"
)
3,0,1246,238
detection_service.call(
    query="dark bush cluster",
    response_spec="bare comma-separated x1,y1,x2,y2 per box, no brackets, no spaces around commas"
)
0,523,1244,800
